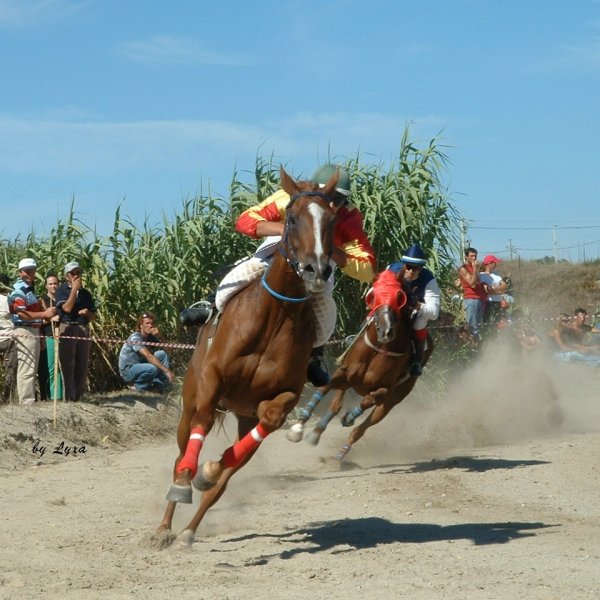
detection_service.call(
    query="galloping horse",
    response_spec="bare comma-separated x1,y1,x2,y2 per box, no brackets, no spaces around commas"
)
287,268,433,461
157,167,339,546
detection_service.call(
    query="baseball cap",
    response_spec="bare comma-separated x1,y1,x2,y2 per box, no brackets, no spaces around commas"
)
18,258,37,270
482,255,502,265
64,261,81,274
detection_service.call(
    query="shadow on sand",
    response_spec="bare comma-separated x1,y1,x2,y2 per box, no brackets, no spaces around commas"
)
223,516,556,564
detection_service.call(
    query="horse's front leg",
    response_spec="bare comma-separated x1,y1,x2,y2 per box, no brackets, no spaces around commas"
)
196,391,298,490
176,415,258,547
165,374,220,504
305,388,345,446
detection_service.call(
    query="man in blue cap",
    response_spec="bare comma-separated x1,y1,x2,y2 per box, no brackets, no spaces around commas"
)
388,244,440,376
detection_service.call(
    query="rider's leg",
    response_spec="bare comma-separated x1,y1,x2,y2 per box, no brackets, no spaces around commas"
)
409,327,428,377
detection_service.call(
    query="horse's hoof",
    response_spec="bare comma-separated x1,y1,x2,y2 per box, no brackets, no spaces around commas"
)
175,529,195,548
192,463,218,491
305,429,323,446
166,484,192,504
286,422,305,443
150,528,177,550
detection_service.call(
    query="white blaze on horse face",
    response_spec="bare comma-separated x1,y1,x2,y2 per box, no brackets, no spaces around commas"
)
308,202,327,259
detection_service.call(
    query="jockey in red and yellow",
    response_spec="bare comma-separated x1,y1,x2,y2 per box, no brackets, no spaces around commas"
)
235,187,376,284
217,164,376,387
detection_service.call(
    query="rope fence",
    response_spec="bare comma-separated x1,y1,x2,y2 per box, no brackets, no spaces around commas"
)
1,312,598,350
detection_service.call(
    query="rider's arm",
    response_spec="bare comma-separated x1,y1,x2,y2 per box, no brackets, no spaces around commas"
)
334,207,376,283
419,279,441,321
235,190,290,239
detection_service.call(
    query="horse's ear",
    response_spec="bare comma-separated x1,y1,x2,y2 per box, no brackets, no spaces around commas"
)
321,167,339,197
279,166,300,196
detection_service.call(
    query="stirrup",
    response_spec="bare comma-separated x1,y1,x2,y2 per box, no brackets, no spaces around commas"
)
409,361,422,377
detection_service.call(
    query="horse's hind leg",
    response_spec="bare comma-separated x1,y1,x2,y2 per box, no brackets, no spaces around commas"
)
305,388,345,446
336,402,393,462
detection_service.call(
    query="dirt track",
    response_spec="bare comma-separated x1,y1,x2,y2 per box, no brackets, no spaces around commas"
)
1,347,600,600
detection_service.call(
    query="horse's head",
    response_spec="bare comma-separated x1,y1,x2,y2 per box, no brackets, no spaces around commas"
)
279,166,338,293
365,269,408,343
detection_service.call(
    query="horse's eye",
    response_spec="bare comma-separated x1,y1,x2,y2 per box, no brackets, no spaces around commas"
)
288,215,297,227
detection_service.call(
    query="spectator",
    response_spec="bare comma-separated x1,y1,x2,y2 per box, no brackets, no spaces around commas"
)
1,273,18,403
56,261,96,402
548,312,600,365
387,243,441,376
119,311,174,393
479,255,509,324
457,247,486,344
506,309,541,353
39,273,63,401
7,258,56,405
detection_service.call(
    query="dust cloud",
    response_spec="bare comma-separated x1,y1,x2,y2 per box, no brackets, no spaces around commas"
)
300,340,600,466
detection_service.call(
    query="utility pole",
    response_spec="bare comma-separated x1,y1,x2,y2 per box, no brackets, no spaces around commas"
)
508,239,515,260
552,225,558,263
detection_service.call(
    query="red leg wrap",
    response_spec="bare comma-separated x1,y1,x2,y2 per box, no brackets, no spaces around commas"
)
221,423,270,469
176,426,206,477
414,327,428,340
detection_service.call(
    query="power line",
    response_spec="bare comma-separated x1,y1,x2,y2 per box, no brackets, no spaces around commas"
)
470,225,600,231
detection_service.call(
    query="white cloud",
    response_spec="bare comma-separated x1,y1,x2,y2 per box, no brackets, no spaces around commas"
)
0,0,86,27
116,34,256,67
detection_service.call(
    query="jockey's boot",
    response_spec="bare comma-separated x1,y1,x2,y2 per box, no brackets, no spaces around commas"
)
180,300,213,327
306,346,329,387
409,337,426,378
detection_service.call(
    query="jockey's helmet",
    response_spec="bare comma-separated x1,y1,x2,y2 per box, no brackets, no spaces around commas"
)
401,244,427,266
310,164,351,202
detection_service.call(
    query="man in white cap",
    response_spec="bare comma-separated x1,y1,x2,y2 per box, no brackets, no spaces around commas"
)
7,258,57,405
55,261,97,402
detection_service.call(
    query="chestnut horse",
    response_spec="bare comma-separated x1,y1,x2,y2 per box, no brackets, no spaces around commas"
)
286,268,433,461
157,167,339,546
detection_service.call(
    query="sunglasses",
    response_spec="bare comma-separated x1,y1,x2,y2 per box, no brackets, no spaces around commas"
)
69,270,83,276
405,264,423,271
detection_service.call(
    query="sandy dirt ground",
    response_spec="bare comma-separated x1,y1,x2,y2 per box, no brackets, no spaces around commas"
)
1,345,600,600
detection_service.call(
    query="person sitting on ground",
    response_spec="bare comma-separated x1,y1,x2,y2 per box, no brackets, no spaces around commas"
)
183,163,377,388
548,312,600,364
118,311,174,393
387,243,441,377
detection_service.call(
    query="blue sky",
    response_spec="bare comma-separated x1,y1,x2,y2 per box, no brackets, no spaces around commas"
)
1,0,600,262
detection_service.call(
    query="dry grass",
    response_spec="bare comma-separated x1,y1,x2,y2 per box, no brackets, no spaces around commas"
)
501,259,600,321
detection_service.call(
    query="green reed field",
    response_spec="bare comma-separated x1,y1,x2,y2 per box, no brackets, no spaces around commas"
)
0,130,463,393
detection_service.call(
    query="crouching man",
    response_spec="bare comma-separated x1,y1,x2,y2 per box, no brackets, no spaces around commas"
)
119,311,174,393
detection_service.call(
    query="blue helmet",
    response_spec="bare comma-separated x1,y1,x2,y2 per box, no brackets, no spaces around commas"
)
401,244,427,266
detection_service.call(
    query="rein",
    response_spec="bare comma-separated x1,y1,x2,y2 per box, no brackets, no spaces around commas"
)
363,317,407,357
262,190,333,304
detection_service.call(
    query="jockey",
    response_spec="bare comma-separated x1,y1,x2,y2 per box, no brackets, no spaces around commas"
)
387,243,441,377
192,163,376,387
